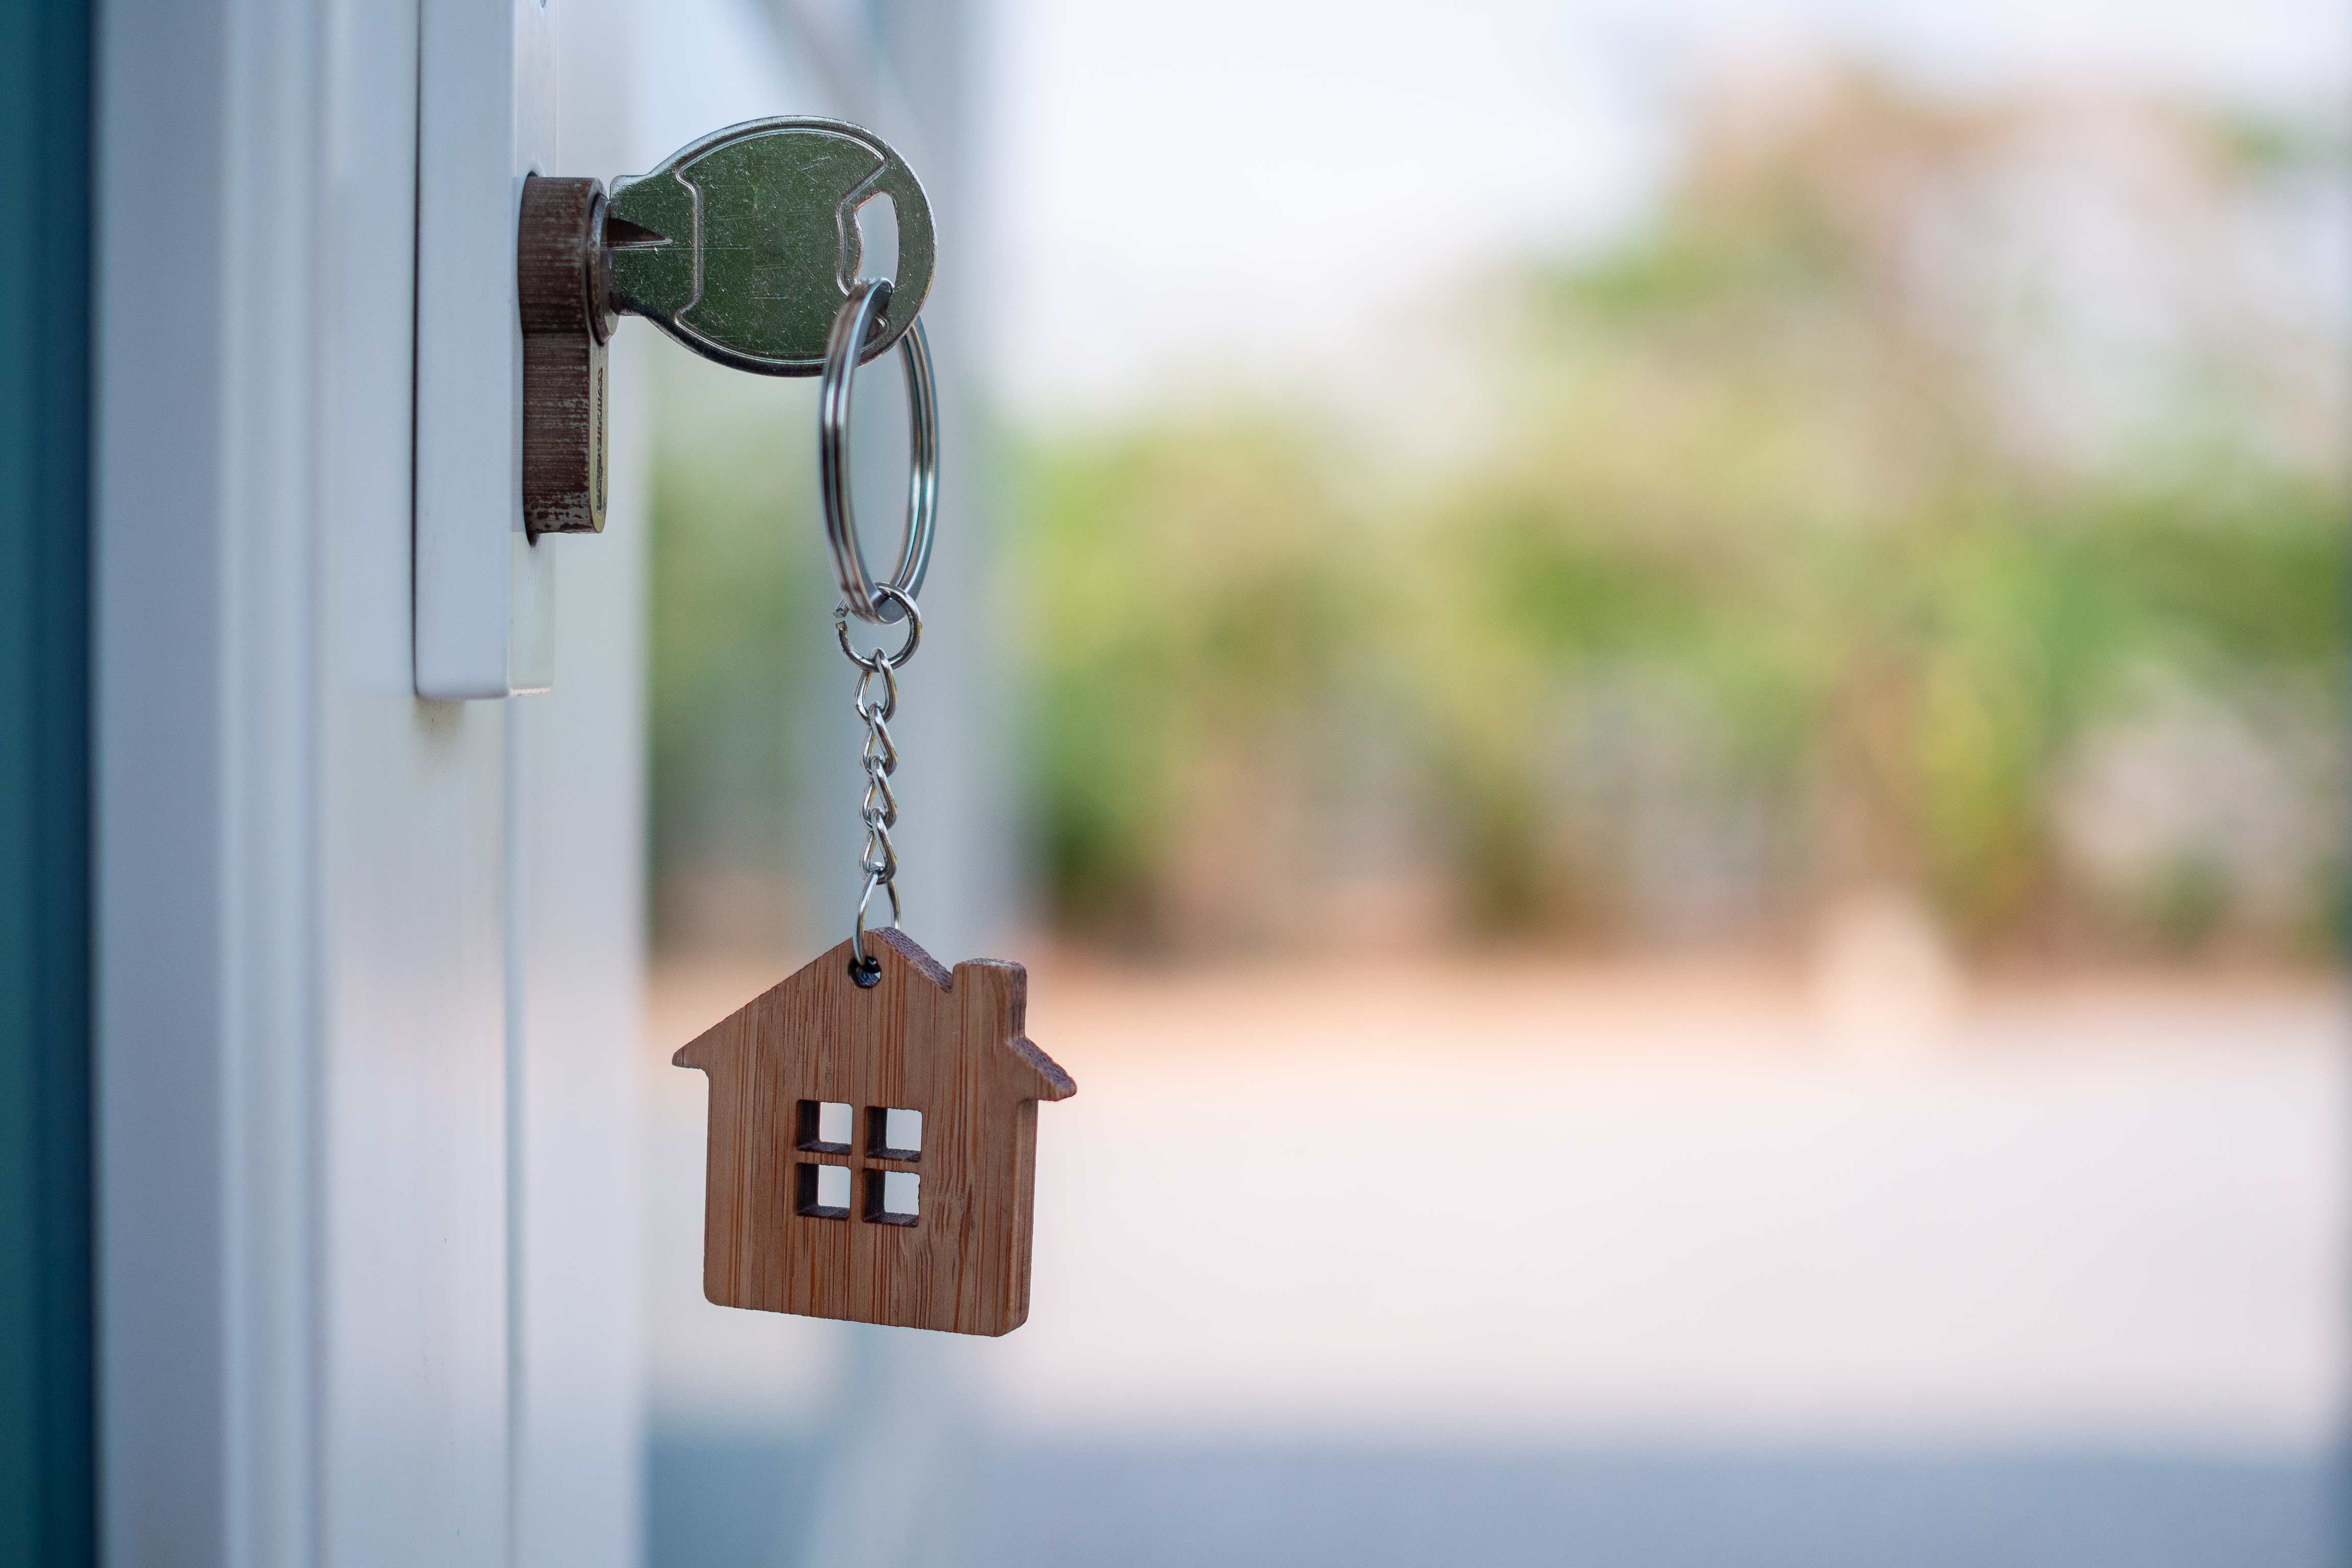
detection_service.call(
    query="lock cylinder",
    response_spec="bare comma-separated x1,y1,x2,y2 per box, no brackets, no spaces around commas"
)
517,174,610,536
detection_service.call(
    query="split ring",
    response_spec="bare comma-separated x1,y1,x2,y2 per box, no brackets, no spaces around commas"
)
834,585,923,671
820,279,938,624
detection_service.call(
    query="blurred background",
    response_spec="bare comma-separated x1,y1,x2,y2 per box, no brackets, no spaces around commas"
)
630,1,2349,1563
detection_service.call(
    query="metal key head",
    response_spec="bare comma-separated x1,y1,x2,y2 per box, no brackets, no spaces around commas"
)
604,116,935,377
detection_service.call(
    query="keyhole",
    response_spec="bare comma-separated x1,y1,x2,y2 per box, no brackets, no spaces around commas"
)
855,194,899,285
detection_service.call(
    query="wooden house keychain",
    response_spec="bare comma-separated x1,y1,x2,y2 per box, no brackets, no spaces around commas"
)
646,119,1078,1337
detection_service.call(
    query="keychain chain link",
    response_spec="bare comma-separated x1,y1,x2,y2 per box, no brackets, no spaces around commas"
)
836,585,923,983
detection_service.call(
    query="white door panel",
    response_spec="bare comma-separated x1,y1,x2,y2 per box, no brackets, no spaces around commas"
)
414,0,558,700
99,2,640,1564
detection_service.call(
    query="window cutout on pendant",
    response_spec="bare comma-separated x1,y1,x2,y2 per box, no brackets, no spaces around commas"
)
865,1169,919,1227
867,1106,922,1161
796,1163,851,1220
797,1099,852,1154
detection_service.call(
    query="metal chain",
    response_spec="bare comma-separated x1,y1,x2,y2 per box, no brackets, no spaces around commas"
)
835,585,923,981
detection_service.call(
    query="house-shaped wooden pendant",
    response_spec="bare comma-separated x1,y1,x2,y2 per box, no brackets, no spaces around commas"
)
672,927,1076,1336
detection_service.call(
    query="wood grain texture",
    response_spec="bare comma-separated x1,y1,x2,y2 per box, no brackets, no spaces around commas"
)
673,928,1076,1336
517,174,607,536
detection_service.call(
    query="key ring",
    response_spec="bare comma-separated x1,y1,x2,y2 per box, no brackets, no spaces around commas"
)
820,278,939,625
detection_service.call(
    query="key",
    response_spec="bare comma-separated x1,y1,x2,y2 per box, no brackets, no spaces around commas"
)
605,115,936,377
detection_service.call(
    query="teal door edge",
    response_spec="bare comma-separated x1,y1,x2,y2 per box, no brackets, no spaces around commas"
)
0,0,96,1562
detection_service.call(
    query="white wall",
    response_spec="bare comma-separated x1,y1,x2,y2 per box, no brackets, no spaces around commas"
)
97,2,643,1563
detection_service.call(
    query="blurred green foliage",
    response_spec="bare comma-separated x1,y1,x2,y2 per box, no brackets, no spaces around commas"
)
646,355,829,951
1006,72,2348,956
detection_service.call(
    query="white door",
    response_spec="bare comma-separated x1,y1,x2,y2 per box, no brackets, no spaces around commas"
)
96,2,643,1564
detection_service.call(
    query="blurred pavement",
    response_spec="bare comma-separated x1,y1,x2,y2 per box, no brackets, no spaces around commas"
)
645,957,2347,1565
